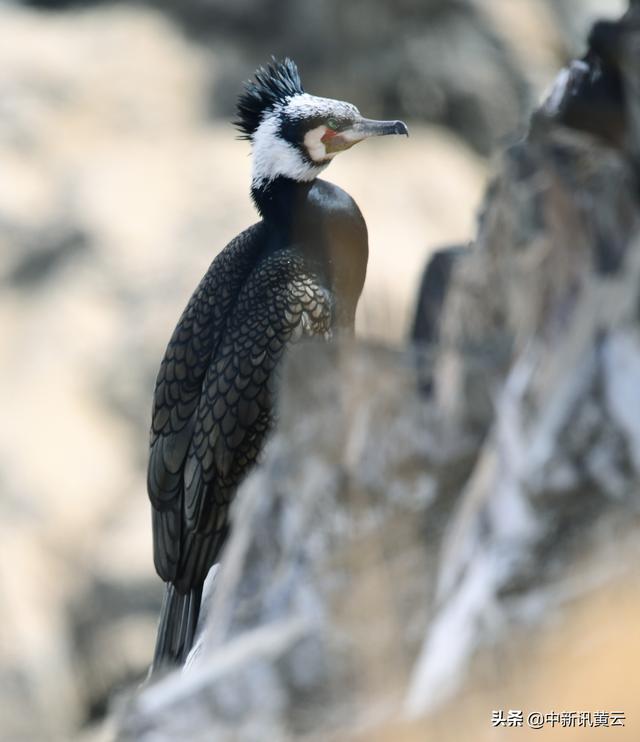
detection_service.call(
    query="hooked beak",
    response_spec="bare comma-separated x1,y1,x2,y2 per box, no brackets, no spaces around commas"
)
323,117,409,154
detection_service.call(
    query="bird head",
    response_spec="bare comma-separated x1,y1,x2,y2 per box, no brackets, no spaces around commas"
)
236,58,409,189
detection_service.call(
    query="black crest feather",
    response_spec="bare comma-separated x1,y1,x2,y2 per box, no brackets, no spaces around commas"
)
235,57,304,140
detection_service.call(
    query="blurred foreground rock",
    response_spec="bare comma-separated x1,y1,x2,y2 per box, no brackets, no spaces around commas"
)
120,5,640,740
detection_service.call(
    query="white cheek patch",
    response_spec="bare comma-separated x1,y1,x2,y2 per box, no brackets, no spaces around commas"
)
304,125,337,163
250,93,361,188
251,111,327,188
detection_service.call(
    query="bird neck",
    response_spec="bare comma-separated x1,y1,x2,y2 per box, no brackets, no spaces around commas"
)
251,176,314,226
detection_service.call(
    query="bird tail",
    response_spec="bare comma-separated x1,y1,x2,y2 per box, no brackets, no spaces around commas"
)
151,583,202,673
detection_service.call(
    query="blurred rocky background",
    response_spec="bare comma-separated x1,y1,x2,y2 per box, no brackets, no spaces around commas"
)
0,0,632,740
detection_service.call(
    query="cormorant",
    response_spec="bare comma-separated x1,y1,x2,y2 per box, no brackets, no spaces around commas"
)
147,58,408,671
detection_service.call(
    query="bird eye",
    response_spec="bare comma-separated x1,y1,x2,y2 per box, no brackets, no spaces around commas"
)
327,117,339,131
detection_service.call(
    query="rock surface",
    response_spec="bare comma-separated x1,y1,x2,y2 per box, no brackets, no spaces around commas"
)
120,4,640,741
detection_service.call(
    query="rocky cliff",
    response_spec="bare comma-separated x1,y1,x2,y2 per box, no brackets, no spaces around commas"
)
0,1,632,740
120,5,640,740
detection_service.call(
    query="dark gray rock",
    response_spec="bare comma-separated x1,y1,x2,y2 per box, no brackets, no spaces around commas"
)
411,245,466,347
3,223,90,289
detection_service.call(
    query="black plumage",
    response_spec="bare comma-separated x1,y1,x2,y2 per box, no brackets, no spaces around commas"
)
148,58,406,670
235,57,304,139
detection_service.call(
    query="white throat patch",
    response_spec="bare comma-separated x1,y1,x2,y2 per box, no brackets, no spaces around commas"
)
250,93,359,189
